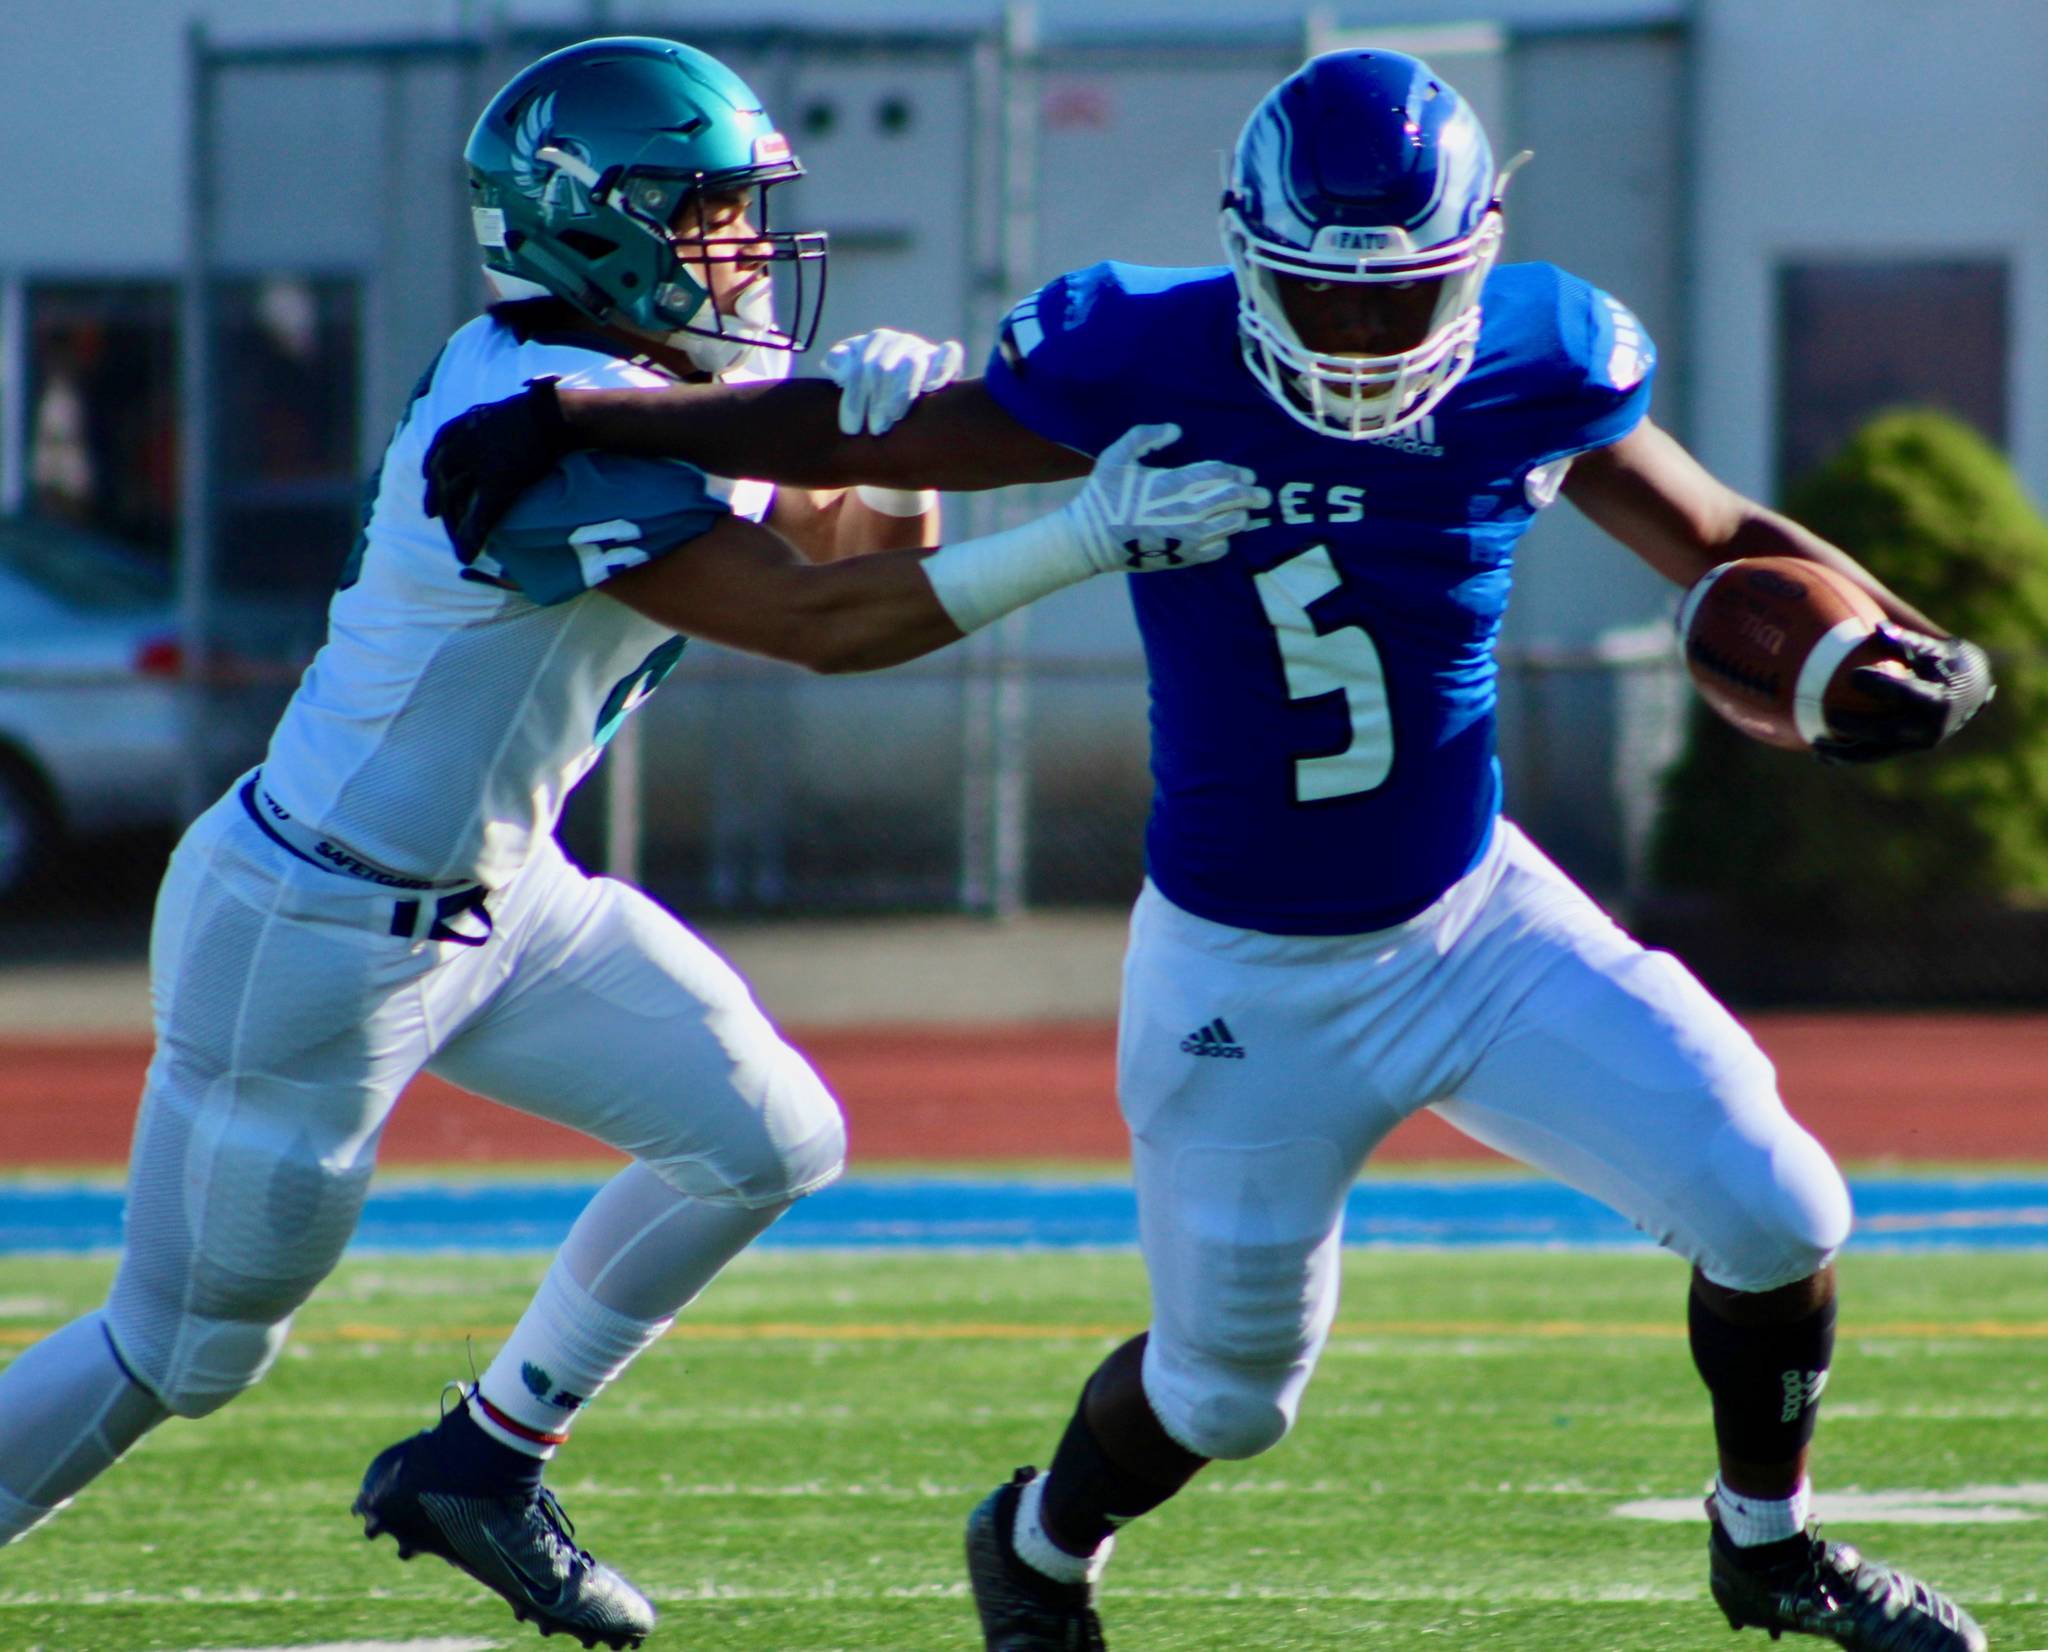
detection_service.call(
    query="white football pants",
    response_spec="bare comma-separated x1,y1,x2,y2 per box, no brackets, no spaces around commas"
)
1119,819,1851,1463
100,784,845,1419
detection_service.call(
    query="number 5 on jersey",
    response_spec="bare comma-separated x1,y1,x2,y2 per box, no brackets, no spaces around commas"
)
1254,544,1392,802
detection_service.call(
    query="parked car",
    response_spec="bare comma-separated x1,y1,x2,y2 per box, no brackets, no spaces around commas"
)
0,516,197,903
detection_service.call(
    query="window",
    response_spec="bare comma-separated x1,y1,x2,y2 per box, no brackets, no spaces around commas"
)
24,281,178,559
1776,260,2009,491
209,275,361,597
9,276,358,660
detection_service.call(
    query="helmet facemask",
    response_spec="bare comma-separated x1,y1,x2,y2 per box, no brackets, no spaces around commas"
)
1219,48,1517,441
616,167,826,375
1223,206,1501,439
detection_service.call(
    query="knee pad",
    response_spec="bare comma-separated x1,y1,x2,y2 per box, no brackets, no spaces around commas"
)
1143,1246,1327,1461
105,1256,308,1418
770,1063,848,1199
735,1047,846,1205
1159,1376,1296,1462
109,1058,379,1417
1140,1139,1346,1461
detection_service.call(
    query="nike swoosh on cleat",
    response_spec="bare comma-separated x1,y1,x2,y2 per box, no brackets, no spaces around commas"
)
477,1522,575,1616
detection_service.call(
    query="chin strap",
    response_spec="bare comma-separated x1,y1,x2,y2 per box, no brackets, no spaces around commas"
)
1494,148,1535,204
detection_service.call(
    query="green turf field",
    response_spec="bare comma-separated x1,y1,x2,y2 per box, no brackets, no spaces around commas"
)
2,1248,2044,1652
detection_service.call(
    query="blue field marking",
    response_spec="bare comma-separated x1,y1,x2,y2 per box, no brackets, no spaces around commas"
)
4,1176,2048,1255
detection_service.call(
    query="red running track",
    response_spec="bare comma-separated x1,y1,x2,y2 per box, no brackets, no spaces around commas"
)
1,1014,2042,1169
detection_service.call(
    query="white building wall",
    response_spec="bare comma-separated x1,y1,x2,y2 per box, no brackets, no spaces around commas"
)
6,0,2040,903
6,0,482,274
1688,0,2048,504
1496,26,1685,650
3,0,1677,276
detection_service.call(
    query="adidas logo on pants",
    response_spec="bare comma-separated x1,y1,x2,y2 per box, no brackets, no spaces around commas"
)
1180,1018,1246,1059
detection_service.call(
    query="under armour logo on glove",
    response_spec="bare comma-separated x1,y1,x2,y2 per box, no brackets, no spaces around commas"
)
1063,423,1268,577
1121,537,1185,569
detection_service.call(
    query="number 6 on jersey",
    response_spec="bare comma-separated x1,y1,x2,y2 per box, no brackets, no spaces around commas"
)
1254,544,1393,801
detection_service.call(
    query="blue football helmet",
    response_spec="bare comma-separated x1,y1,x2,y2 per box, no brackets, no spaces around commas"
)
1222,49,1508,440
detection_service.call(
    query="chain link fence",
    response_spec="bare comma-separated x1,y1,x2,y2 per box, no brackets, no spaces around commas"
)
6,641,2042,1008
2,20,2038,1009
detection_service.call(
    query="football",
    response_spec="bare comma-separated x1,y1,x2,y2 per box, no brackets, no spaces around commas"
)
1677,556,1901,750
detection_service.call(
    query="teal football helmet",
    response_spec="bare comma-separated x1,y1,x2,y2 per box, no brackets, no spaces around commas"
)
465,36,826,373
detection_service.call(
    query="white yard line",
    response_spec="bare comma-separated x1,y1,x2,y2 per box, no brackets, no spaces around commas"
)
1617,1483,2048,1525
193,1643,495,1652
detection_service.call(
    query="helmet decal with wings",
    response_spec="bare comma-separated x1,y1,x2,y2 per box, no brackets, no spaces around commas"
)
508,92,555,200
1221,48,1508,440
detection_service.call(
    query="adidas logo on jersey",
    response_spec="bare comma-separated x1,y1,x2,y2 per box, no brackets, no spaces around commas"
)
1180,1018,1246,1059
1367,413,1444,458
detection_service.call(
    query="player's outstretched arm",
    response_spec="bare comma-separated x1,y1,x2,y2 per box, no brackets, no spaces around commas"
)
1565,418,1994,760
1563,420,1943,628
426,375,1086,564
591,423,1264,674
773,328,967,562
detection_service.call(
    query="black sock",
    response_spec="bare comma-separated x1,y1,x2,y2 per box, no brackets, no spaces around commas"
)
425,1393,547,1497
1689,1283,1836,1464
1039,1335,1207,1556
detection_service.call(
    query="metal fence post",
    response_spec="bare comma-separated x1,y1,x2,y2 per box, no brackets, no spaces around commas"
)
176,21,217,829
957,2,1039,917
0,277,24,517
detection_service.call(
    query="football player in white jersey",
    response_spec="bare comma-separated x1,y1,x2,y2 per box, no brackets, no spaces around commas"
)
0,36,1263,1649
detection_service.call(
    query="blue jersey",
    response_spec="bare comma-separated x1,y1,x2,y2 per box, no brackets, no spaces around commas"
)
985,260,1654,935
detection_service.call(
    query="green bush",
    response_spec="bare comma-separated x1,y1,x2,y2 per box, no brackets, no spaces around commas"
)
1652,408,2048,926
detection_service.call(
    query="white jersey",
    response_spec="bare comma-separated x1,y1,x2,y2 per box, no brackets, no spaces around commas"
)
260,312,774,888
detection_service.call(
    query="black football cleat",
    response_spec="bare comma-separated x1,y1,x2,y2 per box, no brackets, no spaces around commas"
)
354,1428,656,1649
1707,1504,1986,1652
965,1467,1108,1651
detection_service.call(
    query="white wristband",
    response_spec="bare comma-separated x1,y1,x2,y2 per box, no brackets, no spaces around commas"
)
919,511,1095,634
854,484,937,517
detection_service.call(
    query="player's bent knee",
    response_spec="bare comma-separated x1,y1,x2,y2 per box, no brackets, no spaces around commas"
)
645,1046,847,1209
740,1051,846,1204
105,1251,318,1417
104,1307,293,1418
1148,1299,1321,1460
1700,1120,1852,1293
773,1099,847,1204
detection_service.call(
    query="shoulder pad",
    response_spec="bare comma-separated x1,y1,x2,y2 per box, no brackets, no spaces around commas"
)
474,453,729,606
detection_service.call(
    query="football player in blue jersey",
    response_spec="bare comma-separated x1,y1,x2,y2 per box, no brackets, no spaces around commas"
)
419,47,1995,1652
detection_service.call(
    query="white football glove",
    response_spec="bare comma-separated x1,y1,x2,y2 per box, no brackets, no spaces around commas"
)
822,328,966,437
1062,423,1267,574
